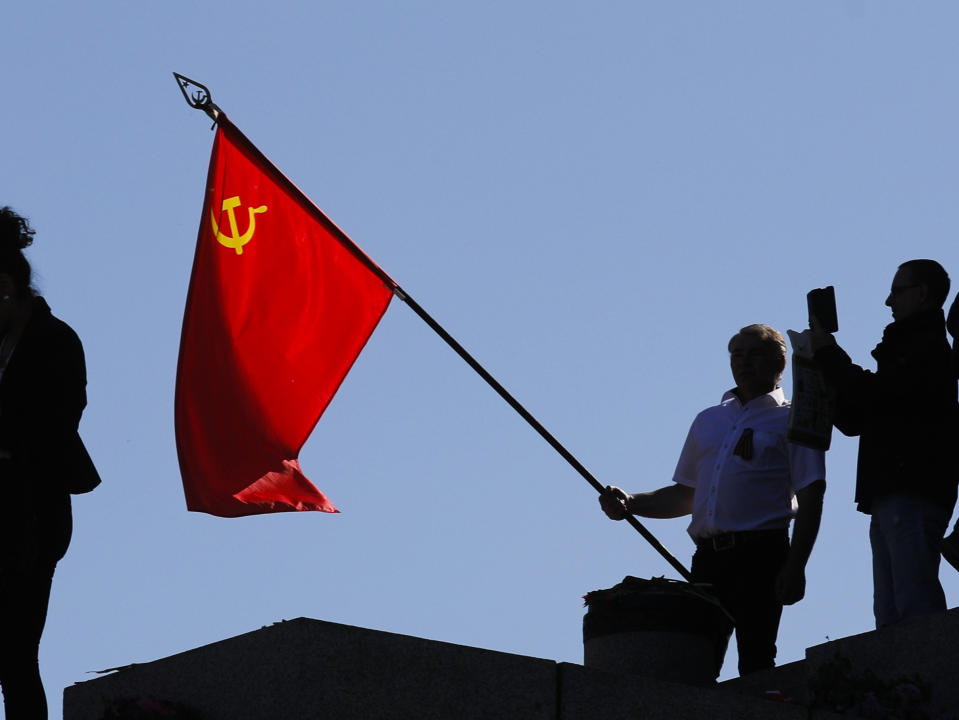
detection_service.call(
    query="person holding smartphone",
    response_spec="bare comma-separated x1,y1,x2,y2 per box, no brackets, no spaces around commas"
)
810,259,959,628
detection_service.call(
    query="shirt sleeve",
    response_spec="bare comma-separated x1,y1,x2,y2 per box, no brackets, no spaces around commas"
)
672,420,700,489
787,441,826,492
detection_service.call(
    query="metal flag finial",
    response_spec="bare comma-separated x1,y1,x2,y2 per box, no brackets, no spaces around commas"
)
173,72,222,123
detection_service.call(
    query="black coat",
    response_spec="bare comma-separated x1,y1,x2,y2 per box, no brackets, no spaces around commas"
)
814,309,959,514
0,297,97,564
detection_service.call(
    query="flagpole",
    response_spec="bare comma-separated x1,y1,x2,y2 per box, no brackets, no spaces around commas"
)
389,294,694,583
172,73,694,583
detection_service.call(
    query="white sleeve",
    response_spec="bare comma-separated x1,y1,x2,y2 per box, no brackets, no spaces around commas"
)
787,441,826,492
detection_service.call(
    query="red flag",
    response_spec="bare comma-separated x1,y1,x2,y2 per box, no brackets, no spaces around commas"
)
175,116,393,517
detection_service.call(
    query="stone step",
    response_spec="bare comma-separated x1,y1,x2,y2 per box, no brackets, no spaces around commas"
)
720,607,959,718
804,606,959,717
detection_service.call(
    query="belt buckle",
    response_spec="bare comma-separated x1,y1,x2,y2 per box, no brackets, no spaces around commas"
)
711,533,735,551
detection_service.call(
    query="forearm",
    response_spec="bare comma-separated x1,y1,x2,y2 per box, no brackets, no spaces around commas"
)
626,484,694,518
813,345,871,435
813,342,854,382
787,480,825,569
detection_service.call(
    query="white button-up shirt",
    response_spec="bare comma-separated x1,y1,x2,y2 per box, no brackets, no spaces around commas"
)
673,387,825,540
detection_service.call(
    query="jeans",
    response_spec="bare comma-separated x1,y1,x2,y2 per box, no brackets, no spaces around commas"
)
870,494,951,629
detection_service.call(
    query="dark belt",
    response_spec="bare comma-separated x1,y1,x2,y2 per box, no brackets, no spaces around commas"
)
696,528,788,552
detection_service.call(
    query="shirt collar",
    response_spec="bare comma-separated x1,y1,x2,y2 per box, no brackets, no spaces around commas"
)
721,386,787,409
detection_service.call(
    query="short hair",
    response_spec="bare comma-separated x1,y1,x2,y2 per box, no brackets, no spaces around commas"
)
728,324,787,359
899,259,950,308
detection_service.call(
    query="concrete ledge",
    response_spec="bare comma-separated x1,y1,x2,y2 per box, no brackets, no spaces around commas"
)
66,610,959,719
558,662,809,720
718,660,808,704
63,618,558,720
806,607,959,716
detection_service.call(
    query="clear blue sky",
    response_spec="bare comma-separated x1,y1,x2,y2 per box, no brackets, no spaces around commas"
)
5,3,959,716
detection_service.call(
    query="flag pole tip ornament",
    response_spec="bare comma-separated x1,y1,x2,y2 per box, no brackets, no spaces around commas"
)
173,72,221,123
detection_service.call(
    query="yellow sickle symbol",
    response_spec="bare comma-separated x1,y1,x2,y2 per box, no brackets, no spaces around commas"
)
211,196,268,255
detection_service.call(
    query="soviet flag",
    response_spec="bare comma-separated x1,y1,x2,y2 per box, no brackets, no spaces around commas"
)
175,115,393,517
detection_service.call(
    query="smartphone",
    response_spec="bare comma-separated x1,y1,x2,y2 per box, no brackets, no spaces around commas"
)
807,286,838,333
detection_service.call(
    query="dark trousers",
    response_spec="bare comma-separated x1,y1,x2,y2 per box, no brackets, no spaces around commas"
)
870,494,950,628
691,530,790,677
0,561,56,720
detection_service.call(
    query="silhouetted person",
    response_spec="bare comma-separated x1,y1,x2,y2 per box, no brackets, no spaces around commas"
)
950,292,959,375
938,292,959,569
0,207,99,719
600,324,826,678
811,259,959,628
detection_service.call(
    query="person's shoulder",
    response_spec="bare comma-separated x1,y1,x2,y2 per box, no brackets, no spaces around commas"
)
897,315,952,366
26,297,82,350
692,394,735,422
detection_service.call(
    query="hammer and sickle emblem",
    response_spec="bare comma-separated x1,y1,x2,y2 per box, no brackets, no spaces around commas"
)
210,196,268,255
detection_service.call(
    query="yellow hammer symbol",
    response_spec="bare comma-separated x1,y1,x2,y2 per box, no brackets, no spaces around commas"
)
211,196,268,255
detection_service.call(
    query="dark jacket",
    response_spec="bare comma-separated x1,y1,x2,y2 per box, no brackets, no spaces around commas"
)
0,297,97,564
814,309,959,514
948,294,959,376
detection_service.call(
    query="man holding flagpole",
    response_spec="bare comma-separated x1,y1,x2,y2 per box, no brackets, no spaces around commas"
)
600,324,826,678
